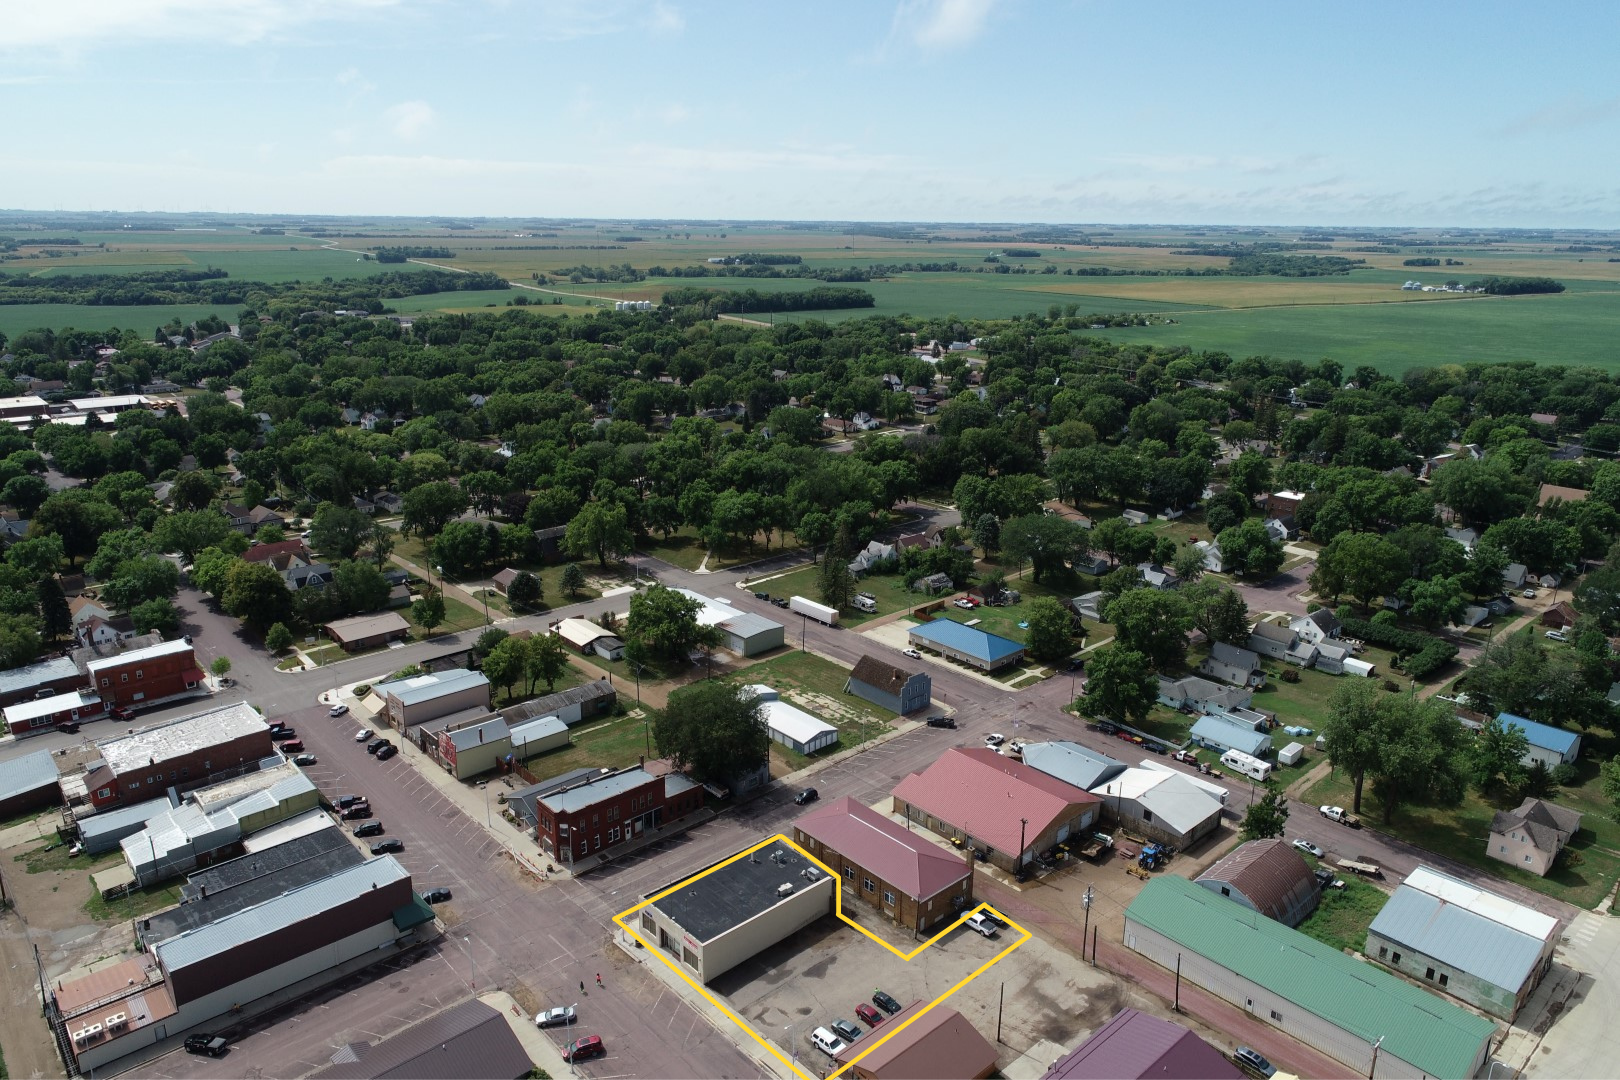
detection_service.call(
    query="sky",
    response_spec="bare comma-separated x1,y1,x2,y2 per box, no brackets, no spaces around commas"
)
5,0,1620,227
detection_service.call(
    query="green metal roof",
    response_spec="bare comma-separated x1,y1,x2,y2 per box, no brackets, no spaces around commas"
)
1125,877,1496,1080
392,894,436,932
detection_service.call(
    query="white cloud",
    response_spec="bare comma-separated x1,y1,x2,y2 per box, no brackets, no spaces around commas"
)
515,0,687,42
895,0,998,50
0,0,399,53
648,1,684,34
384,100,436,140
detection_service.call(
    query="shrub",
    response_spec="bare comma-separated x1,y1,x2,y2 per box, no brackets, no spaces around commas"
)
354,683,371,696
1383,680,1401,693
1281,668,1301,683
1552,763,1580,788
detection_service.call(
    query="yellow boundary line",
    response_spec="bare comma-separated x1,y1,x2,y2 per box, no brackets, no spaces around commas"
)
612,833,1029,1080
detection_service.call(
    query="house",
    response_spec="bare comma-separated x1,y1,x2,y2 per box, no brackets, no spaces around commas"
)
793,796,974,932
1264,490,1307,517
744,685,840,755
1367,866,1559,1021
845,654,931,715
240,539,311,569
1488,797,1581,877
1263,516,1294,543
1195,838,1319,927
1124,877,1496,1080
1247,620,1297,661
673,588,786,656
323,611,410,651
1074,554,1110,576
1042,1008,1242,1080
373,491,404,515
1314,640,1375,677
1043,500,1095,529
1541,602,1577,629
1189,714,1272,758
375,668,492,728
86,639,205,707
1289,608,1341,646
1193,540,1225,574
534,765,704,869
1530,412,1560,429
1537,483,1588,508
1495,712,1581,767
1445,526,1479,552
3,690,105,737
848,539,897,575
1089,768,1224,848
69,594,114,631
1137,563,1178,589
892,747,1101,874
1156,675,1252,715
832,1000,997,1080
1066,591,1106,623
1503,562,1530,589
553,617,626,661
491,567,520,595
77,612,137,648
911,571,955,594
73,702,271,810
308,998,533,1080
1198,642,1263,688
219,502,286,536
907,619,1025,673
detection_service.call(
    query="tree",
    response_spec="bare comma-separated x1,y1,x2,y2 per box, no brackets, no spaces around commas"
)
171,469,218,512
155,510,231,564
130,597,179,636
308,504,374,560
1214,520,1284,579
1601,756,1620,822
368,523,396,569
797,511,833,563
1078,646,1156,726
1000,513,1089,583
525,632,571,694
103,555,180,611
816,555,858,611
191,547,236,599
564,500,633,567
972,513,1001,554
1171,544,1206,585
507,571,543,611
1240,787,1290,841
210,656,232,680
1310,532,1404,607
7,534,65,579
482,636,526,701
1227,451,1273,499
36,578,70,642
474,627,509,656
222,560,294,631
86,527,152,581
1466,716,1531,797
1103,588,1193,670
560,562,586,599
653,679,769,784
30,490,121,565
0,614,42,669
1321,680,1384,814
432,520,489,577
401,482,466,538
330,559,390,615
1022,596,1076,662
1482,518,1580,576
1465,634,1549,717
1323,679,1468,823
1403,575,1468,630
411,590,446,636
265,622,294,653
626,584,719,666
1,474,50,516
1575,566,1620,633
1182,580,1250,646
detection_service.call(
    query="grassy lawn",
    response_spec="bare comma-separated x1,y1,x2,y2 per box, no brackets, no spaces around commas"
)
424,594,488,637
1302,754,1620,910
1135,705,1198,747
84,880,186,923
1294,857,1389,954
14,844,120,876
719,650,900,757
516,710,651,780
488,666,585,709
639,525,805,572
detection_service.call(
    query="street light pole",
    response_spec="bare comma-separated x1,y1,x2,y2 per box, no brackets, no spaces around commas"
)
1081,885,1094,945
1368,1035,1384,1080
1019,817,1028,878
463,935,478,991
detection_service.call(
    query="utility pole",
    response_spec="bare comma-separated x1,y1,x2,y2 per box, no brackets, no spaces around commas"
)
1019,818,1029,878
995,982,1004,1043
1174,953,1182,1013
1081,886,1093,948
1368,1035,1384,1079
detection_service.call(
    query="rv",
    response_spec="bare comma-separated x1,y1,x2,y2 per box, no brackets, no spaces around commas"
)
1220,748,1272,782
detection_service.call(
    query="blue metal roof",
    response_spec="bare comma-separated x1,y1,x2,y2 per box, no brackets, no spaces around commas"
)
1496,713,1581,755
908,618,1024,663
1370,886,1546,993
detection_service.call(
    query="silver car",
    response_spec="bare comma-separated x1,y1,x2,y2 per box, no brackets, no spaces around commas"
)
535,1006,577,1028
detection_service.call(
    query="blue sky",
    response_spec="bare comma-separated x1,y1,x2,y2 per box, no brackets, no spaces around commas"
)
5,0,1619,226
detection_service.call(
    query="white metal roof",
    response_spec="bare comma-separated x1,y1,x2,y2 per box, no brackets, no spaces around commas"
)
508,715,566,749
94,701,266,776
0,749,60,802
1402,866,1558,940
671,588,786,638
241,808,340,853
154,856,408,972
446,716,510,751
69,395,148,411
555,618,614,649
0,395,48,411
2,691,99,724
85,637,193,676
378,668,488,706
761,699,837,744
0,655,81,696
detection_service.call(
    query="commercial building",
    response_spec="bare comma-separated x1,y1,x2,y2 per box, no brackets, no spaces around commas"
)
1495,712,1582,768
793,796,972,931
506,766,612,831
1195,838,1319,928
744,685,839,755
1020,741,1127,792
77,796,172,854
1125,876,1497,1080
673,588,785,656
501,678,615,727
508,714,569,759
323,611,411,651
534,764,704,867
553,617,626,661
832,1000,997,1080
76,701,272,810
1042,1008,1241,1079
1488,797,1582,877
638,841,836,983
434,715,512,779
376,668,492,728
906,619,1025,673
309,998,533,1080
0,749,61,819
845,655,931,715
1089,768,1224,848
0,654,87,708
1188,713,1272,758
893,748,1101,873
1367,866,1559,1020
86,639,205,707
2,690,103,737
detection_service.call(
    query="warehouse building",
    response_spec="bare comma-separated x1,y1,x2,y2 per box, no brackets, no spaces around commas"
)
638,842,836,983
845,655,931,715
1124,876,1496,1080
1195,838,1319,928
75,702,271,810
1089,768,1224,848
1367,866,1559,1020
501,678,615,727
906,618,1025,673
76,796,172,854
0,749,61,819
673,588,785,657
376,667,491,728
1021,741,1127,792
0,654,87,708
509,714,569,759
793,796,973,931
744,685,839,755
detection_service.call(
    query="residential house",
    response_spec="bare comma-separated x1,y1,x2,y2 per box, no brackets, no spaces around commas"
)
848,539,897,575
1503,562,1530,589
1193,540,1224,573
491,568,520,595
1264,490,1307,518
845,654,931,715
1156,675,1253,715
323,611,410,651
1289,607,1341,646
1188,714,1272,758
1074,554,1110,576
1043,500,1094,529
1313,640,1375,677
1488,798,1582,877
1137,563,1178,589
1247,620,1297,661
1121,509,1150,526
219,502,286,536
1542,602,1577,629
1263,516,1294,543
911,571,955,594
1195,838,1318,927
532,524,567,560
553,617,626,661
1537,483,1588,508
1495,712,1581,768
1065,591,1106,623
1529,412,1560,429
1198,642,1264,688
1445,526,1479,552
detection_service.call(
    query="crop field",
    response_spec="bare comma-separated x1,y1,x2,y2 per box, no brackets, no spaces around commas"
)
0,302,241,339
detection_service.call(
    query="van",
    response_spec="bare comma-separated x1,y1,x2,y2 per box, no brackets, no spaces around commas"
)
1220,749,1272,782
809,1027,848,1059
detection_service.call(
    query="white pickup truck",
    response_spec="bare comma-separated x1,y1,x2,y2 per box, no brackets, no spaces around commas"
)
1319,805,1362,828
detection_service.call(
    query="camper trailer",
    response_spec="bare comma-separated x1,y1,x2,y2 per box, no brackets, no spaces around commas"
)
1220,748,1273,782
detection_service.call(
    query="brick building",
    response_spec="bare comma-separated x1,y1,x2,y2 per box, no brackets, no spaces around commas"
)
0,655,87,709
78,702,271,810
86,639,205,707
534,764,704,868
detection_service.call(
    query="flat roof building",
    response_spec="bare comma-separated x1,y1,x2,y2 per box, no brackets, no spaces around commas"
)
2,690,103,737
907,619,1025,672
639,842,836,983
324,611,411,651
535,765,705,870
377,667,491,728
85,638,205,707
673,588,785,657
0,654,86,708
80,701,271,809
434,714,511,779
793,796,972,931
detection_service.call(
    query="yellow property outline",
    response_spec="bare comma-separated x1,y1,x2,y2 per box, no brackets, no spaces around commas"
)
613,833,1029,1080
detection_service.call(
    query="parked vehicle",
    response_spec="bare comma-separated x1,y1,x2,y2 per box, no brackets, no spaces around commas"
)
184,1034,228,1057
1319,805,1361,828
808,1027,847,1059
794,788,819,805
370,838,404,855
353,821,384,837
830,1019,862,1044
423,887,452,904
983,733,1005,747
790,595,839,626
925,715,956,728
55,721,80,733
1173,749,1198,765
366,737,387,755
341,804,372,820
1546,629,1568,642
1524,588,1538,599
902,648,922,659
329,704,349,717
354,727,373,742
1291,838,1324,859
279,739,305,754
1219,748,1272,781
953,598,975,609
1232,1046,1276,1078
535,1005,577,1028
772,597,790,608
853,593,878,613
337,794,364,809
963,912,998,938
753,591,769,601
108,705,134,721
293,753,317,766
376,743,397,761
269,726,295,741
854,1003,883,1027
872,990,902,1015
563,1036,605,1062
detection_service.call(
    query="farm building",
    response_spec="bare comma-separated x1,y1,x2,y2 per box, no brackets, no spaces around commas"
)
744,686,839,755
1124,876,1496,1080
845,654,931,714
1367,866,1558,1021
673,588,785,657
1195,838,1318,927
1188,714,1272,758
1042,1008,1241,1079
1495,712,1581,768
1089,768,1224,848
906,619,1025,673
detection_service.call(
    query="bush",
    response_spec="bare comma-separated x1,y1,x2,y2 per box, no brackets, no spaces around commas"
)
1305,601,1320,613
1552,763,1580,787
354,684,370,696
1383,679,1401,693
1281,668,1301,683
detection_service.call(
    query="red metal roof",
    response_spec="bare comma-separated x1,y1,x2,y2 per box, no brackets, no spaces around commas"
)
892,748,1100,855
795,796,971,900
1042,1008,1242,1079
835,1001,996,1078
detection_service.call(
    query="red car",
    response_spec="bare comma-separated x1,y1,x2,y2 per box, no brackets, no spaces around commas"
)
855,1003,883,1027
280,739,305,753
563,1035,605,1062
108,706,134,721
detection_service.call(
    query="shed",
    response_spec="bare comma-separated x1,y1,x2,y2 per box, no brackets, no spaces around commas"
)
755,694,839,755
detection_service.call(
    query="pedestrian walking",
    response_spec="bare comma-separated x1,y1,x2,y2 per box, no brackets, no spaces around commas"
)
580,980,585,993
595,973,602,987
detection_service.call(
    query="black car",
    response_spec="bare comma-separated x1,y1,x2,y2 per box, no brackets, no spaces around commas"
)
55,721,80,733
422,887,452,904
925,715,956,728
366,737,387,755
772,597,790,608
184,1034,228,1057
794,788,819,805
872,990,902,1015
371,838,404,855
353,821,385,838
269,726,296,741
754,591,769,600
337,794,364,809
376,743,398,761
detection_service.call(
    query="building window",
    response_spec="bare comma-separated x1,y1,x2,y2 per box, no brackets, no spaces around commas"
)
1220,886,1230,897
1425,967,1436,981
844,867,854,880
1499,845,1507,853
1439,973,1449,987
642,913,654,934
101,678,109,688
883,891,895,905
203,761,210,770
121,674,128,682
1143,810,1154,822
1378,946,1387,959
1269,1010,1282,1022
593,834,601,850
1391,952,1401,965
592,813,599,826
128,779,139,789
609,826,621,843
863,878,875,892
1525,855,1532,863
135,670,143,679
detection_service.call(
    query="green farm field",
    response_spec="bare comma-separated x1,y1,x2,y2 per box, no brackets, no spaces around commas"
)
0,302,241,340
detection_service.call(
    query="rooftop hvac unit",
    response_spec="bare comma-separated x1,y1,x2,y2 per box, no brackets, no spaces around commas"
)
105,1012,128,1030
802,868,820,882
777,882,794,897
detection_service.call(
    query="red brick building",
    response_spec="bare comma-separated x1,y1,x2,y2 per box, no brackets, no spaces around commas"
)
86,640,205,706
80,702,270,809
534,765,704,868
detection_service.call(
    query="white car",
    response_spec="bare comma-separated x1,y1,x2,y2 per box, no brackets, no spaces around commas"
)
984,733,1006,747
329,703,349,717
964,912,999,938
1291,838,1325,859
809,1027,848,1059
953,598,974,609
1523,588,1538,599
535,1006,577,1028
903,648,922,659
1007,738,1027,755
354,727,374,742
1545,629,1568,642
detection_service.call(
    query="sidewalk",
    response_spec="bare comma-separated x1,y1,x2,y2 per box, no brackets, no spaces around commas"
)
480,990,574,1078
